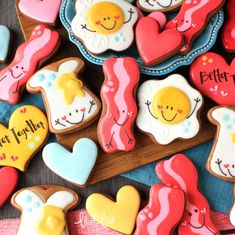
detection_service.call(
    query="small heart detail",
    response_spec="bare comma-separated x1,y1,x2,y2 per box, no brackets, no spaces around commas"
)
158,105,163,109
0,167,18,207
0,153,6,160
221,90,228,97
177,109,183,114
80,108,86,112
209,85,218,92
95,21,100,25
136,15,184,66
43,138,97,186
18,0,61,25
11,156,18,161
62,115,67,121
190,52,235,105
224,164,229,168
86,185,140,234
20,107,26,113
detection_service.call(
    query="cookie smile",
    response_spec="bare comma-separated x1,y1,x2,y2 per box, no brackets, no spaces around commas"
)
101,21,117,30
157,0,173,8
161,111,177,122
66,112,85,125
10,70,22,79
189,214,205,229
113,117,129,126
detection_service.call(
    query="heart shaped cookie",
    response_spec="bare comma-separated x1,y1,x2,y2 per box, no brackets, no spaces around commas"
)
86,185,141,234
18,0,61,25
0,105,49,171
0,167,18,207
0,25,11,63
190,52,235,105
135,14,184,66
43,138,97,187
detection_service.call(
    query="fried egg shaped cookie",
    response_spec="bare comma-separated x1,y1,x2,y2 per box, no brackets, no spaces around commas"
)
136,74,203,145
71,0,138,54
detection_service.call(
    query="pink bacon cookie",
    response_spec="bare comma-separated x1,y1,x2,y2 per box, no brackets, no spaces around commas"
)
135,184,185,235
0,24,59,104
156,154,219,235
165,0,224,54
222,0,235,52
98,57,140,153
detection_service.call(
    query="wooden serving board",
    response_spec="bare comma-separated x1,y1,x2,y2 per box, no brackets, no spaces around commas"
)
16,1,216,186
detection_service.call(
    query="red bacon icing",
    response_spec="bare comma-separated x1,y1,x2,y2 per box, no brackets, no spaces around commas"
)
135,184,185,235
98,57,140,153
165,0,224,53
156,154,219,235
0,24,59,104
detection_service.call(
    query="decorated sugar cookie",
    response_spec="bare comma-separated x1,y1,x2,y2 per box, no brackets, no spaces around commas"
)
98,57,140,153
86,185,141,234
222,0,235,52
165,0,224,53
71,0,138,54
18,0,61,25
156,154,219,235
0,105,49,171
135,184,185,235
0,167,18,208
136,74,202,145
190,52,235,105
11,185,79,235
43,138,97,187
207,106,235,182
0,25,11,64
27,58,101,134
137,0,183,13
0,24,59,104
136,12,184,66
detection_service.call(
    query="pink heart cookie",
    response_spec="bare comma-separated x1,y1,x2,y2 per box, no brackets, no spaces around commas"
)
18,0,61,25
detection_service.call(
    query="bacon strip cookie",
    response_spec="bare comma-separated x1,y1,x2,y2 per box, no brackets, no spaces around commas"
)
98,57,140,153
156,154,219,235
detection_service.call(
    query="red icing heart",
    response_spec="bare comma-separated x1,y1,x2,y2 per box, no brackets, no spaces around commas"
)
0,167,18,207
190,52,235,105
0,154,6,160
11,156,18,161
224,164,229,169
135,15,184,66
158,105,163,109
20,107,26,113
95,21,100,25
81,108,86,112
177,109,183,114
18,0,61,25
62,116,67,121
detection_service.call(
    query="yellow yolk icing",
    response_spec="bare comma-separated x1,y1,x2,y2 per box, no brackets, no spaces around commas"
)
231,133,235,143
87,2,124,34
151,87,191,125
56,72,85,105
35,205,65,235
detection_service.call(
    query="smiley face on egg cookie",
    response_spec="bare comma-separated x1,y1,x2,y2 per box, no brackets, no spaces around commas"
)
71,0,138,54
136,74,203,145
137,0,184,13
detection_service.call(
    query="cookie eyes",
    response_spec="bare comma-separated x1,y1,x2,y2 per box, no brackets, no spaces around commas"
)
188,209,198,216
117,110,125,114
15,65,24,70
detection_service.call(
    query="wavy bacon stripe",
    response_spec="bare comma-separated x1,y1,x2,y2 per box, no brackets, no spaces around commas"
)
135,184,185,235
156,154,219,235
98,57,139,153
165,0,224,53
0,24,59,104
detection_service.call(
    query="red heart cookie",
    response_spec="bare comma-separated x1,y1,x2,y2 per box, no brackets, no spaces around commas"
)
190,52,235,105
135,14,184,66
18,0,61,25
0,167,18,207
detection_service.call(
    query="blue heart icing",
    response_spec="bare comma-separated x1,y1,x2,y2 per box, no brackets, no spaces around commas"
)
43,138,97,185
0,25,10,62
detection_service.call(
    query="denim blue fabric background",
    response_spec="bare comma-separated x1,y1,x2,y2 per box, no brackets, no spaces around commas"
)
1,93,233,214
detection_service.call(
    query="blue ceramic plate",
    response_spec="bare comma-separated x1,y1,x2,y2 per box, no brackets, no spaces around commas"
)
59,0,224,76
